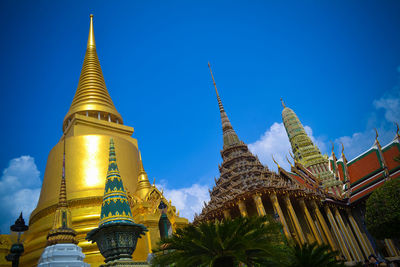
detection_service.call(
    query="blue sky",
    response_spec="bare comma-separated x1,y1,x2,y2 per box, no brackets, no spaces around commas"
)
0,1,399,230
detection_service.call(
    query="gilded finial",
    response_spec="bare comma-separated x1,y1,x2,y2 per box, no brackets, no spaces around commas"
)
341,142,345,155
87,14,96,48
208,62,219,97
395,123,400,140
280,98,286,108
374,128,379,141
271,155,280,168
285,155,293,167
289,150,295,160
330,141,334,154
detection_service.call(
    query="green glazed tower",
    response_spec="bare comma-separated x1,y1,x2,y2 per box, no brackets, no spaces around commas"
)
281,100,343,195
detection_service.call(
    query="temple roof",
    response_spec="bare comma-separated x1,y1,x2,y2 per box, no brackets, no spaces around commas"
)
196,83,321,222
63,15,122,130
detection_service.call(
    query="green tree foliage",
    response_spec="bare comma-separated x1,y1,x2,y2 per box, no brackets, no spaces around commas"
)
151,215,289,267
287,243,345,267
365,178,400,239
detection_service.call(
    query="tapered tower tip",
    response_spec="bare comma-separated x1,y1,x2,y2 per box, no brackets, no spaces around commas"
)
87,14,96,48
281,98,286,108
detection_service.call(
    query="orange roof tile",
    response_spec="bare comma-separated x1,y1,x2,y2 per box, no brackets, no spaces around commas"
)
382,142,400,173
348,150,382,185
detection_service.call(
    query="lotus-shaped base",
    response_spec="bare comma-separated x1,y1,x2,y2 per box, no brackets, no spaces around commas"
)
86,222,147,263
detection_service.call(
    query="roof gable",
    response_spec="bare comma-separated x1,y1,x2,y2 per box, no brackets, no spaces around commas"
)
382,142,400,173
348,149,382,185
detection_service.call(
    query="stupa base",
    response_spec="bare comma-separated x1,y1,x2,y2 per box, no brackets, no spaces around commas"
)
100,258,149,267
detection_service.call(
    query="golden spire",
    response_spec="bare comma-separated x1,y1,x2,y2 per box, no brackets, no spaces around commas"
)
208,62,224,113
208,62,240,147
87,14,95,48
341,142,345,157
63,14,122,130
373,129,389,177
271,155,281,168
135,152,152,200
281,98,286,108
46,138,78,246
395,122,400,140
285,155,293,167
58,140,67,208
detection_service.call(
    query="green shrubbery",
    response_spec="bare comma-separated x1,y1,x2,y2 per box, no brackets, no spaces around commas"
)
365,178,400,240
151,215,345,267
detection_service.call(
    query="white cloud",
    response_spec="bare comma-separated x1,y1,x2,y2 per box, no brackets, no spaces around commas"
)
248,122,325,171
373,81,400,124
156,182,210,222
248,122,291,171
335,71,400,159
0,156,41,233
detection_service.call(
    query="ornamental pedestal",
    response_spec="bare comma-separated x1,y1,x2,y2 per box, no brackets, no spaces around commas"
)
86,223,147,265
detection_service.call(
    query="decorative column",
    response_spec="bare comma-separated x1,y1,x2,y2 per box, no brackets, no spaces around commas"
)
384,239,400,257
223,209,231,219
269,192,291,240
284,195,306,244
325,206,352,261
311,201,336,250
333,207,363,262
346,209,373,257
146,231,152,254
237,199,248,217
299,198,323,245
252,194,266,216
342,214,366,260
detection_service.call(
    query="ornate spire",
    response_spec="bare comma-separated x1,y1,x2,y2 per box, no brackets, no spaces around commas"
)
282,101,323,167
281,98,286,108
46,138,78,246
374,128,380,146
208,62,240,147
135,152,152,200
330,141,339,178
271,155,281,168
282,101,343,193
99,139,135,226
63,15,122,130
395,123,400,141
373,129,389,177
341,142,347,162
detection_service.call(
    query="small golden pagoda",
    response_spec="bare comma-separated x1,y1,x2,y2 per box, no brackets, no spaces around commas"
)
20,15,188,267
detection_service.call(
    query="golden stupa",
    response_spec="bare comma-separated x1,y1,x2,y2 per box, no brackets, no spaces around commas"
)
19,15,188,266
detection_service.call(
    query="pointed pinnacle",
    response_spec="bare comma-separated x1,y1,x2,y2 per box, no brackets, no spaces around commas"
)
87,14,96,48
271,155,280,168
280,98,286,108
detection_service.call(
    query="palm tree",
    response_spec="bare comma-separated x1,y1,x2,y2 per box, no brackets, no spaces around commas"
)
151,215,289,267
287,243,345,267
